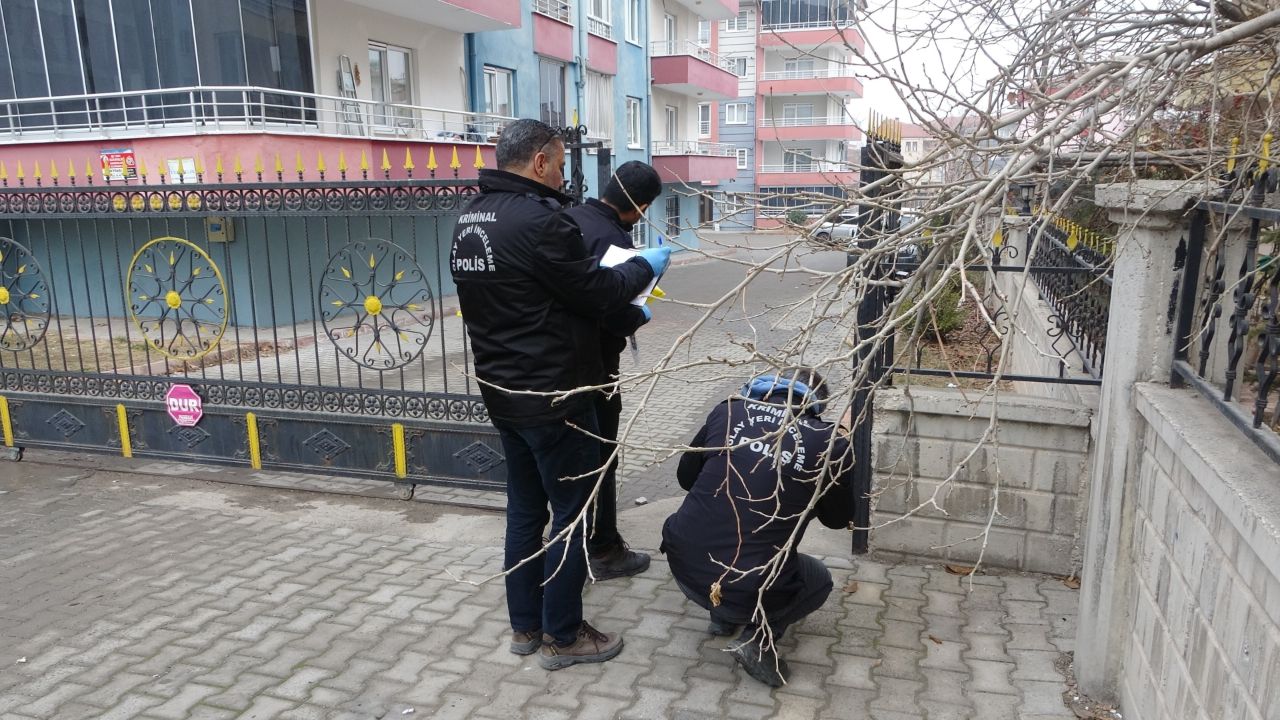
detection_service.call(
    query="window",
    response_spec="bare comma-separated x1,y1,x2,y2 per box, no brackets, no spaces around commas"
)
166,157,198,185
369,42,413,127
697,20,711,46
625,0,641,44
588,0,611,38
483,66,514,116
626,97,643,147
539,59,566,127
661,14,677,54
726,9,751,31
784,148,814,171
784,58,816,77
630,223,647,248
665,195,681,237
730,57,748,77
725,103,748,125
586,72,613,140
736,148,749,170
699,195,715,225
783,103,813,125
698,103,711,137
664,105,678,141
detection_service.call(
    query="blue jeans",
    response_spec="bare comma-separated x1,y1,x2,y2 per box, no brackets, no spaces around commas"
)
494,407,601,646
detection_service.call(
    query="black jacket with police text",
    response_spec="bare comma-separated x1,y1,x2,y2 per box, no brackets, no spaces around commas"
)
661,397,855,618
565,198,650,360
449,170,654,426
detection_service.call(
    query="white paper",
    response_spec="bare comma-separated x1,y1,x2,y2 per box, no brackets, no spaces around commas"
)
599,245,659,306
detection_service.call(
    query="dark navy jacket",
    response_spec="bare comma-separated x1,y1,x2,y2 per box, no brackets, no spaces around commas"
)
449,170,654,426
564,198,650,361
661,397,855,617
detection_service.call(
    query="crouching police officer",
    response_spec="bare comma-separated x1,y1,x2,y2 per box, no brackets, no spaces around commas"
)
450,119,671,670
661,367,854,686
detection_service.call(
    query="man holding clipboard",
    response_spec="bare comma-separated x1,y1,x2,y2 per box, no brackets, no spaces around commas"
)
450,121,671,670
566,161,664,581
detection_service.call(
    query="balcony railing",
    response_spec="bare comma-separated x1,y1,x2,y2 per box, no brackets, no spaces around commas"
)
533,0,572,23
649,40,737,73
0,86,515,144
760,116,856,127
759,162,854,173
653,140,736,157
587,16,612,39
759,67,856,81
761,19,855,31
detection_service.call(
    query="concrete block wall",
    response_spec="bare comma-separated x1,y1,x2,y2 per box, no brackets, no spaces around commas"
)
871,386,1093,575
1119,384,1280,720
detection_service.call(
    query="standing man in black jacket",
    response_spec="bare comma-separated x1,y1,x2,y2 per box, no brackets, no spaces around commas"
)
565,161,663,581
662,367,854,687
450,119,672,670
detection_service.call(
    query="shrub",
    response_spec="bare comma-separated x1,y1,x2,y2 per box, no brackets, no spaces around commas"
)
898,277,965,342
786,209,808,226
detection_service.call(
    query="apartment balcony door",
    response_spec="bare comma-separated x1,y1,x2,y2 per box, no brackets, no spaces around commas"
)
665,105,679,143
662,14,677,54
784,147,814,172
783,103,813,126
539,59,566,127
369,42,413,129
784,58,815,77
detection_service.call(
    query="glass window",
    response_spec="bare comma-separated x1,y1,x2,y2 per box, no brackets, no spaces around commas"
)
586,71,612,140
38,0,88,127
664,105,677,141
784,148,813,171
731,57,748,77
369,42,412,127
736,148,748,170
111,0,160,123
192,2,247,120
149,0,197,120
4,0,52,129
784,58,815,77
665,195,680,237
625,0,641,44
725,103,748,125
698,103,711,137
538,59,565,127
697,20,710,46
0,9,14,131
245,0,315,121
726,9,750,32
483,66,514,116
626,97,642,147
589,0,610,22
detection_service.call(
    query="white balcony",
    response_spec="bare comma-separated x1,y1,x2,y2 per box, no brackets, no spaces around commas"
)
652,140,736,157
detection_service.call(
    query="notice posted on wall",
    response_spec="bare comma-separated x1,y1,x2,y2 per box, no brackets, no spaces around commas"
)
100,148,138,183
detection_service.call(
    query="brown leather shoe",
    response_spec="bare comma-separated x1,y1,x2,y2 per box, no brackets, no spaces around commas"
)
537,621,623,670
509,629,541,656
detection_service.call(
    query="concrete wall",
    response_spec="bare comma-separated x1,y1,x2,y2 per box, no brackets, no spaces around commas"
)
1118,383,1280,720
872,386,1093,575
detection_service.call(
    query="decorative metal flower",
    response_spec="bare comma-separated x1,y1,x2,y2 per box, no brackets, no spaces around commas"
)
126,236,228,360
319,238,435,370
0,237,51,352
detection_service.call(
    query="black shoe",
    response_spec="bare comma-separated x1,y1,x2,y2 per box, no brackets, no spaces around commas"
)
588,542,651,581
730,638,790,688
510,629,541,656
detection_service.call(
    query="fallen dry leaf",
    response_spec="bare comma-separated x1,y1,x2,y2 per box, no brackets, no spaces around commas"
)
842,580,860,593
928,634,943,645
1062,575,1081,589
945,564,977,576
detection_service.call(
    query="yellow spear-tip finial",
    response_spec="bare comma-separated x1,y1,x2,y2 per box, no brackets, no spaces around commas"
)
360,150,370,173
295,150,304,176
992,225,1003,247
1259,133,1273,176
85,159,94,180
215,155,224,177
474,146,485,169
234,156,244,176
572,108,579,127
316,151,326,174
274,153,284,176
49,159,58,180
403,147,415,171
380,149,391,173
1067,225,1080,251
194,155,204,177
1227,136,1240,174
33,161,42,180
0,162,7,183
427,147,438,172
137,157,147,177
16,161,24,180
67,159,76,181
450,147,461,170
255,155,265,175
338,150,348,174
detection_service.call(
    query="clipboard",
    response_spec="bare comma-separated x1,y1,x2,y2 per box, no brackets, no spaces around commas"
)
599,245,661,306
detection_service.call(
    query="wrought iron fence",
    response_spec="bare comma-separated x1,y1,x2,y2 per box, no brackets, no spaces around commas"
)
1171,163,1280,464
0,162,512,486
1024,215,1114,380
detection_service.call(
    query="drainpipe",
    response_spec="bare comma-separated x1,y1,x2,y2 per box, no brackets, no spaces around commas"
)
465,34,477,114
574,0,587,128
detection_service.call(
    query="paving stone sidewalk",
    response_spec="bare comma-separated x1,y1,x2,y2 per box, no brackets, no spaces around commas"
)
0,466,1080,720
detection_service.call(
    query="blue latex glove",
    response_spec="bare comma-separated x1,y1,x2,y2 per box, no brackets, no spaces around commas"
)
636,246,672,276
640,305,653,323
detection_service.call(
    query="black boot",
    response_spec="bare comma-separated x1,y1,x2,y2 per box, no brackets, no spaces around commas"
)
588,541,650,580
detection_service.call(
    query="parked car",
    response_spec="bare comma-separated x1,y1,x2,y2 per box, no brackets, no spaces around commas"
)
813,215,860,245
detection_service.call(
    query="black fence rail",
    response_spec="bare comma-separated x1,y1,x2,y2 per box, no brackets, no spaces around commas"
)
1172,174,1280,464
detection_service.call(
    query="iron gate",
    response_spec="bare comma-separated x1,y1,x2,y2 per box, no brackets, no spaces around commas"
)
0,161,513,490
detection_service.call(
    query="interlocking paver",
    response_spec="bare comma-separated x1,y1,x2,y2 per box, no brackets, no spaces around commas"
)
0,450,1087,720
